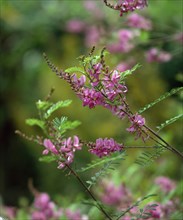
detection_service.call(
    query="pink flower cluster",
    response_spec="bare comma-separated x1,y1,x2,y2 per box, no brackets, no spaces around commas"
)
43,136,82,169
145,48,172,63
115,0,148,16
127,13,152,30
69,59,146,139
108,29,136,53
90,138,123,157
155,176,176,193
100,181,131,206
32,193,62,220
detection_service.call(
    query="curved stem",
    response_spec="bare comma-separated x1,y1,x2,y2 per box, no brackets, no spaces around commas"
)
65,164,112,220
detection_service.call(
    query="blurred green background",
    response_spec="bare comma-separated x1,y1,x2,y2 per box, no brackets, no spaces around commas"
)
1,0,182,206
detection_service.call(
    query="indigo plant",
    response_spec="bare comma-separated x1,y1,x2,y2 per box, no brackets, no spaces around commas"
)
2,0,182,220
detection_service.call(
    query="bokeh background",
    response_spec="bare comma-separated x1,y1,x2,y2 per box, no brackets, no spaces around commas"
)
1,0,182,207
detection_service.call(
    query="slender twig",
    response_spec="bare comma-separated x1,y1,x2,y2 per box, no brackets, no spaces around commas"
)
65,164,112,220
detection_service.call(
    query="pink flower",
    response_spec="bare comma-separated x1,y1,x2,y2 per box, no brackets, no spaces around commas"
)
43,139,59,155
72,74,86,88
90,138,123,157
34,193,50,210
155,176,176,193
66,20,85,33
80,88,104,108
145,48,172,62
58,136,82,169
127,13,152,30
115,0,148,16
173,32,183,44
145,203,163,219
85,26,101,47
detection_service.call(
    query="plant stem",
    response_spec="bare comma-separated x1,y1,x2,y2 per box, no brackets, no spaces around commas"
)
66,164,112,220
143,124,183,159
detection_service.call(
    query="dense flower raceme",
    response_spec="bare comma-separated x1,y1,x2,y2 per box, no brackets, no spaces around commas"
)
43,136,82,169
90,138,123,158
31,192,88,220
104,0,148,16
62,57,146,139
99,178,179,220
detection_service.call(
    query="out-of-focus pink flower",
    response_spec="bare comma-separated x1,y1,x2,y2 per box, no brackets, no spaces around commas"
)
127,13,152,30
66,19,85,33
108,29,136,53
85,26,101,47
155,176,176,193
34,193,50,210
65,209,88,220
146,203,163,219
145,48,172,62
116,59,134,72
173,32,183,44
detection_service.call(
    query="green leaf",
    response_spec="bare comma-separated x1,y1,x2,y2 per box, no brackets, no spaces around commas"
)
25,118,45,129
138,87,183,114
39,155,57,163
65,66,85,74
120,63,141,81
157,114,183,131
44,100,72,119
53,117,81,134
77,151,126,173
36,100,53,110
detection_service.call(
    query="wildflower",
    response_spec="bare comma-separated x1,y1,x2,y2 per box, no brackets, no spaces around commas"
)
90,138,123,157
66,19,85,33
65,209,88,220
43,139,59,155
79,88,104,108
145,203,163,219
58,136,82,169
116,0,148,16
127,113,145,139
88,63,102,86
155,176,176,193
72,74,86,88
126,13,152,30
145,48,172,62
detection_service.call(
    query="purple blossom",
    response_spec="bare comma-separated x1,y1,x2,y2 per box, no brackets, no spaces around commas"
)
90,138,123,157
58,136,82,169
127,114,145,139
155,176,176,193
145,48,172,63
108,29,135,53
66,20,85,33
79,88,104,108
88,63,102,86
72,74,86,88
126,13,152,30
115,0,148,16
43,139,59,155
145,203,163,219
65,209,88,220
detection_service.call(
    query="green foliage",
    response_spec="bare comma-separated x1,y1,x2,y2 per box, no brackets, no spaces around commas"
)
36,100,53,110
65,66,85,74
157,114,183,131
138,87,183,114
120,63,141,81
25,118,45,130
85,152,126,189
135,146,167,167
39,155,58,163
77,151,126,172
53,117,81,135
115,194,157,220
44,100,72,119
